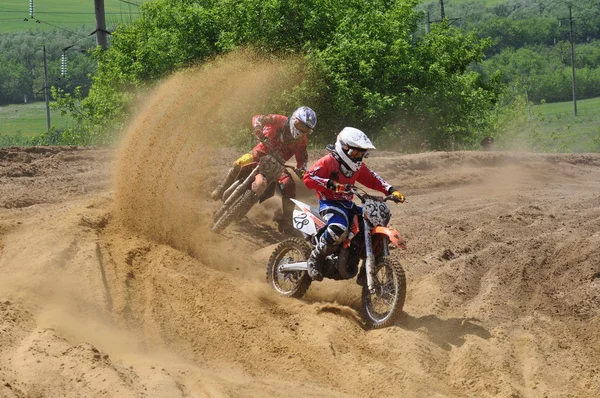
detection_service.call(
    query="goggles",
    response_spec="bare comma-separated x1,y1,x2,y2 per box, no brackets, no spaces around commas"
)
293,117,313,136
346,147,368,160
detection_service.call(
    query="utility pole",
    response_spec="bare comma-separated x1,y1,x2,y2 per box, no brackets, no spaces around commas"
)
42,45,51,132
440,0,445,20
94,0,108,49
525,86,531,119
569,5,577,116
426,10,431,34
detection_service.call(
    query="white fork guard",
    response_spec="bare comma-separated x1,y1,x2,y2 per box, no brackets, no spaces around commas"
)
278,261,309,272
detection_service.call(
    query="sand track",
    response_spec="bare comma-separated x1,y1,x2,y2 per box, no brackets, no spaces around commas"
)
0,53,599,397
1,142,600,397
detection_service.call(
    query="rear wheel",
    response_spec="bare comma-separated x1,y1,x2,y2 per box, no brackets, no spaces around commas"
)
266,238,312,298
361,257,406,329
211,190,257,233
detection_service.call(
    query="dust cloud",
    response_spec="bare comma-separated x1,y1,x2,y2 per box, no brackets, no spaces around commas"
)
114,51,303,272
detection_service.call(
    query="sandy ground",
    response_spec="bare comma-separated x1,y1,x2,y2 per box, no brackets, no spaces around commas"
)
1,144,600,398
1,55,600,397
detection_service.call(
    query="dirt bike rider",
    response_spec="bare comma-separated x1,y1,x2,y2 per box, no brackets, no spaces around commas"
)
302,127,405,281
211,106,317,233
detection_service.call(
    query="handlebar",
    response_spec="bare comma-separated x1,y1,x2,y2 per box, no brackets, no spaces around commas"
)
285,165,305,179
258,136,286,165
258,136,304,179
347,186,404,204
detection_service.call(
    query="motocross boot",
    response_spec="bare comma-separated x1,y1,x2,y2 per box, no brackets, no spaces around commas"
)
307,235,336,281
211,165,240,201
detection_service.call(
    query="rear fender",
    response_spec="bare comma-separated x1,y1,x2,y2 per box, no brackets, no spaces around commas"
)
292,209,317,236
290,199,326,232
290,198,311,212
372,226,406,250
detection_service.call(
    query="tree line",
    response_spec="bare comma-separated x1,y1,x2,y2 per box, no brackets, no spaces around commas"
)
423,0,600,103
50,0,504,150
0,28,96,105
4,0,600,148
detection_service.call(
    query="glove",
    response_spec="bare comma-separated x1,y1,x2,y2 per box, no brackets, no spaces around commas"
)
327,180,351,193
391,191,405,203
296,168,306,179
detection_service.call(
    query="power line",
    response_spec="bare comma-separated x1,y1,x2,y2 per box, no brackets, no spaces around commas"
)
24,18,88,36
118,0,141,7
37,11,140,15
0,10,139,15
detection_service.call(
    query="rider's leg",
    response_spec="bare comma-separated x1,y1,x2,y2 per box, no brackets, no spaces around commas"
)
307,207,349,281
210,153,254,201
277,171,296,234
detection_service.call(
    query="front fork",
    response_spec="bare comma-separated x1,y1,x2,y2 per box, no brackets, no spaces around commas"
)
363,219,389,293
223,166,259,208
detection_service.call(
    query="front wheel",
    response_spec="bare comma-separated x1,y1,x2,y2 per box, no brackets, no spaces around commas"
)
361,257,406,329
266,238,312,298
211,190,257,233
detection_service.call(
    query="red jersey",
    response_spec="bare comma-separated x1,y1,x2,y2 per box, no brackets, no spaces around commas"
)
303,153,393,201
251,114,308,170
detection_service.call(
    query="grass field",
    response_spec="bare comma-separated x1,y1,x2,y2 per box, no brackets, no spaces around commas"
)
2,97,598,151
0,0,148,33
1,0,509,34
0,102,72,137
528,97,600,152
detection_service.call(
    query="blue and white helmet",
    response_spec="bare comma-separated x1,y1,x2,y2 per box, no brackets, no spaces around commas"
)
289,106,317,139
334,127,376,173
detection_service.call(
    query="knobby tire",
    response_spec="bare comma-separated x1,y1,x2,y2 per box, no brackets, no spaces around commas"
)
211,190,257,233
266,238,312,298
361,257,406,329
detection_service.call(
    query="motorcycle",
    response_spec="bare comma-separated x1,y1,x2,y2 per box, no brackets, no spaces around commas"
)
266,186,407,329
211,139,302,233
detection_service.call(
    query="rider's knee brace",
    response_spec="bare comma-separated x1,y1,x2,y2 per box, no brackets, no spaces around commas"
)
324,223,348,245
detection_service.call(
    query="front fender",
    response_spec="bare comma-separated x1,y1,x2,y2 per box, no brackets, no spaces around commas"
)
251,173,268,196
372,226,406,250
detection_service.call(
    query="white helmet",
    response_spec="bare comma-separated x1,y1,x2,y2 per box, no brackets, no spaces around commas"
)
289,106,317,139
334,127,376,173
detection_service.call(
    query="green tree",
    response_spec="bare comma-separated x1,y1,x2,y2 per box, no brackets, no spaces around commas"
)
0,28,96,105
54,0,503,150
0,53,29,103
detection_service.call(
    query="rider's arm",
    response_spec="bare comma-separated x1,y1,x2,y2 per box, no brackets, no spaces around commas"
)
294,138,309,171
303,157,331,192
251,115,271,139
356,164,393,195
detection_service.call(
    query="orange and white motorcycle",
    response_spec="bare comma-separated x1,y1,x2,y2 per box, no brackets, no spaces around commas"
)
266,186,407,329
